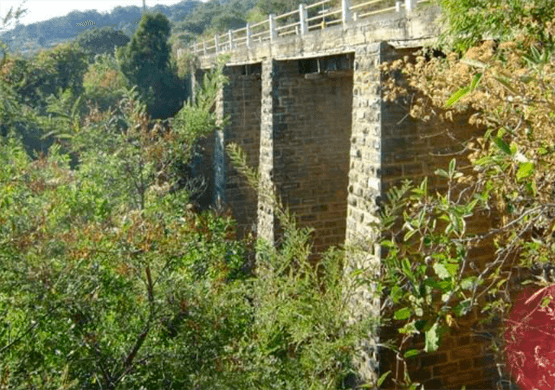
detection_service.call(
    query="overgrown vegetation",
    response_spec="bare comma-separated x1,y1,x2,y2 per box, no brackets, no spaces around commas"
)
3,0,555,389
376,0,555,388
0,4,372,390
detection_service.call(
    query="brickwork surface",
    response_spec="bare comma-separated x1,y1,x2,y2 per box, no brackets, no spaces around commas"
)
269,58,353,254
222,66,262,237
343,42,388,386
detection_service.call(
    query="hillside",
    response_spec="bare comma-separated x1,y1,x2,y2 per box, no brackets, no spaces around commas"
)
0,0,199,56
0,0,332,58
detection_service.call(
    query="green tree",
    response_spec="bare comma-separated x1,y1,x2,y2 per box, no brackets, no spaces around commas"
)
116,12,186,120
32,42,89,101
0,42,88,156
0,60,251,390
74,26,130,62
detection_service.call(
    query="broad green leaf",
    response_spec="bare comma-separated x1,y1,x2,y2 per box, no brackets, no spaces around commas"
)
445,263,458,276
394,307,411,320
516,162,534,181
401,258,412,277
404,228,418,242
469,72,483,91
454,299,472,317
381,240,395,248
541,295,552,308
493,137,511,155
398,320,419,335
424,322,440,352
448,158,456,176
435,169,449,178
391,285,403,304
460,276,476,290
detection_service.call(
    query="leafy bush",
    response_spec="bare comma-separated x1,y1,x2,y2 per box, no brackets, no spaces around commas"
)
375,1,555,388
0,43,375,387
82,53,129,112
0,60,254,390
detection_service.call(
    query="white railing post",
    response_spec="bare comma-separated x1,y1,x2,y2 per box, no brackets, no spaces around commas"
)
214,35,219,53
203,41,207,55
342,0,352,25
246,22,252,48
396,1,402,12
299,4,308,35
228,30,234,50
269,14,277,41
405,0,417,11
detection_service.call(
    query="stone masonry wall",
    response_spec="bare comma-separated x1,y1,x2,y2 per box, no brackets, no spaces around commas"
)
343,42,499,389
257,59,277,245
343,41,387,387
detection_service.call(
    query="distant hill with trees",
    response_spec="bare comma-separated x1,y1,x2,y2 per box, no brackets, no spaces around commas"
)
0,1,199,57
0,0,336,59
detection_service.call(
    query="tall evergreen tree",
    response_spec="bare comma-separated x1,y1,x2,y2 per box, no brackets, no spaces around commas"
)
116,12,186,119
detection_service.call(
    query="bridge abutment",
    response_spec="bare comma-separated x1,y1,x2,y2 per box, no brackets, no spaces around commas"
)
186,3,500,387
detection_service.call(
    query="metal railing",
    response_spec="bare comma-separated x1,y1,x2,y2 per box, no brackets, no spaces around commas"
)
182,0,429,57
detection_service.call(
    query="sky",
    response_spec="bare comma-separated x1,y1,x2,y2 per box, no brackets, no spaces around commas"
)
0,0,191,31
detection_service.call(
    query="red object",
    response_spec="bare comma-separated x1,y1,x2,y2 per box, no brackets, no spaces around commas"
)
504,285,555,389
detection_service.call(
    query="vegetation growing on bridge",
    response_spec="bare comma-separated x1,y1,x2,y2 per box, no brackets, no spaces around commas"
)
378,0,555,388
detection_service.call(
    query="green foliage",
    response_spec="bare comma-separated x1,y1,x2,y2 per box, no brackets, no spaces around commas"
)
0,49,369,388
0,41,89,156
0,43,88,110
0,59,253,389
227,142,372,389
174,0,237,36
116,12,188,120
379,2,555,387
434,0,555,52
74,26,130,62
0,138,252,389
82,53,130,112
31,43,89,102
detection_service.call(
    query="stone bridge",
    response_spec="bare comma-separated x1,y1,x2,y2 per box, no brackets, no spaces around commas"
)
180,1,498,388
